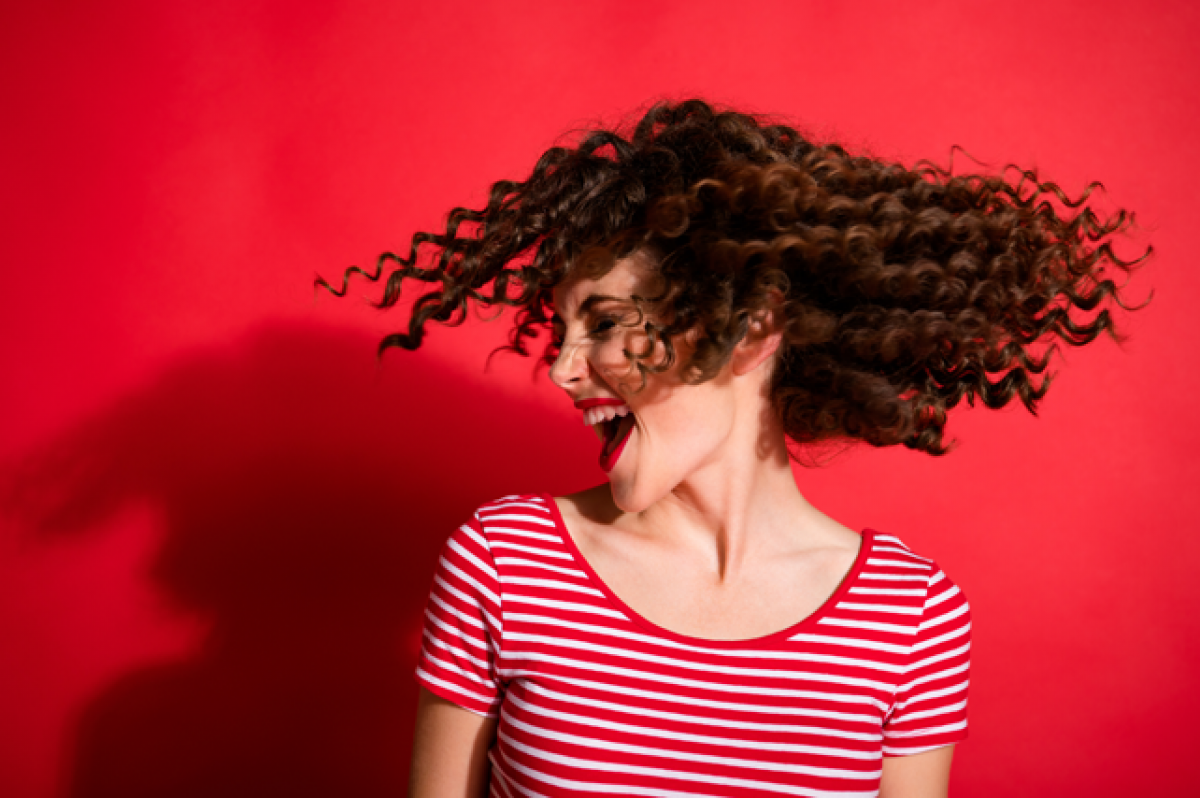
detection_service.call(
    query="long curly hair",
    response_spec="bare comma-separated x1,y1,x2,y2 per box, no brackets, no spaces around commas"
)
319,99,1147,455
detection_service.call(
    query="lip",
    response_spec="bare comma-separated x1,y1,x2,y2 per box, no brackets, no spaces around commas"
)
573,397,627,410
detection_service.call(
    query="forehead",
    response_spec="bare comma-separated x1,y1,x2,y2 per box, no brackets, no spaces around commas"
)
551,254,653,319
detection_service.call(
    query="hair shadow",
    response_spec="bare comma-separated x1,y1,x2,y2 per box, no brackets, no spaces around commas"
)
3,320,592,798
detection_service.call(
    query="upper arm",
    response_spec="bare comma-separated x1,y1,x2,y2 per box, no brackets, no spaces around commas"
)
883,566,971,754
416,517,506,716
411,515,504,796
409,687,498,798
879,564,968,796
879,745,954,798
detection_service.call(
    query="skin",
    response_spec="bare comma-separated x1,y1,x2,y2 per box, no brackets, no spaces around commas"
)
409,688,496,798
408,252,954,797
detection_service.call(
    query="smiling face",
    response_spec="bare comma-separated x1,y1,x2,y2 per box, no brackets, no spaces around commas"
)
549,252,747,513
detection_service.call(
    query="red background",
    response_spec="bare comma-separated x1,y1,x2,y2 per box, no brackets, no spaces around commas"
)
2,1,1197,795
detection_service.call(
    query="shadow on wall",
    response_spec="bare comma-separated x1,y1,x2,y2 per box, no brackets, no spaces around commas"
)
4,320,591,798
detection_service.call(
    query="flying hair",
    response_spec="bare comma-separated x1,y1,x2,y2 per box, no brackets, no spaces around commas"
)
317,99,1149,455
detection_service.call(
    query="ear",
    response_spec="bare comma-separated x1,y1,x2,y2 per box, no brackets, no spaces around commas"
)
731,290,784,377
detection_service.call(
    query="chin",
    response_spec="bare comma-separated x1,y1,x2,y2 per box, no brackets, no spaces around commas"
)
607,470,666,515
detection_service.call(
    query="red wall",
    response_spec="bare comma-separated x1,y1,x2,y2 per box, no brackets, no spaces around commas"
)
2,1,1197,795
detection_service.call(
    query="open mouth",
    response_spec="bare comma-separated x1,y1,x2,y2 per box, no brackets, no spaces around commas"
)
579,400,636,472
597,412,635,471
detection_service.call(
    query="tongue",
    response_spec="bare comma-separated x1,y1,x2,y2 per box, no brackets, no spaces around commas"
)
602,414,634,456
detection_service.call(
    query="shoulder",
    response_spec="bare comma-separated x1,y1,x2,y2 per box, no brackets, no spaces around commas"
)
852,532,972,672
450,494,561,552
862,530,970,609
436,494,555,573
470,494,558,531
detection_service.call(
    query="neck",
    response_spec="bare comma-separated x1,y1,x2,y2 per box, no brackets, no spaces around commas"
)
633,404,817,583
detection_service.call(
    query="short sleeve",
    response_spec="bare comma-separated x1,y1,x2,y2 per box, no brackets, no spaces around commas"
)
415,514,505,717
882,566,971,755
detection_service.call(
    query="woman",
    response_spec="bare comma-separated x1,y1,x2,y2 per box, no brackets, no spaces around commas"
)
323,100,1143,797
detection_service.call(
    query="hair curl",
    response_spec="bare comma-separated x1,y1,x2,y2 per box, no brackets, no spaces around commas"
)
319,99,1148,455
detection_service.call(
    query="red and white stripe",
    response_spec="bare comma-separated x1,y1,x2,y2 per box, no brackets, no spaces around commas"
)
417,494,970,797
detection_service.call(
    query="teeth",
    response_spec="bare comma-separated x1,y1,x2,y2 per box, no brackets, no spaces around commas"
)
581,403,630,432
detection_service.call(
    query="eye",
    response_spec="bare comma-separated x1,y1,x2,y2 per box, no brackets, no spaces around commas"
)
589,318,617,337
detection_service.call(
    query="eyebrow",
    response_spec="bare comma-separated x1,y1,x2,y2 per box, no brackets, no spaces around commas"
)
550,293,634,324
577,294,629,314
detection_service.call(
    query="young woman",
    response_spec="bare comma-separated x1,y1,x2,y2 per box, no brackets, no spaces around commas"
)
323,100,1143,797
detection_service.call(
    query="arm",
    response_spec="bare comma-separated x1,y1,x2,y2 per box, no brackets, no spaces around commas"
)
409,687,498,798
879,745,954,798
881,564,970,797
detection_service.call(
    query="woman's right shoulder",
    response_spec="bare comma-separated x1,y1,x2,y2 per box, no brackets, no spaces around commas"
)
439,495,566,585
456,494,562,542
469,485,611,528
469,493,557,520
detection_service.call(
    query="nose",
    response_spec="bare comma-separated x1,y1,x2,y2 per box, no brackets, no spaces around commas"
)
548,339,589,391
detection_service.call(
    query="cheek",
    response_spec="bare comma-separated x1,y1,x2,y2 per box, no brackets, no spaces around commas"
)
592,339,645,392
641,388,732,456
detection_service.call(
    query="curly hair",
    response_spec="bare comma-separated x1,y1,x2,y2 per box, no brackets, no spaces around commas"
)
319,99,1148,455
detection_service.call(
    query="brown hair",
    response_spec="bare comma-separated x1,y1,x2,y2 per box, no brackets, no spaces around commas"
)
319,100,1148,455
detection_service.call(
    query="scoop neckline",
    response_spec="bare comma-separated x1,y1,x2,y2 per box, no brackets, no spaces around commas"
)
539,492,873,649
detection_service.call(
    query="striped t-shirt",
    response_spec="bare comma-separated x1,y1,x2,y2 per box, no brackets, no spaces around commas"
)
416,494,971,797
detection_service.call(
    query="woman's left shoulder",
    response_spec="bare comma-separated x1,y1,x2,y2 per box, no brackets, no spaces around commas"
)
861,530,970,605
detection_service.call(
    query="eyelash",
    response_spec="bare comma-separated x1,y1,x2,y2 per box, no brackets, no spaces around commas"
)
549,316,618,348
589,318,617,337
